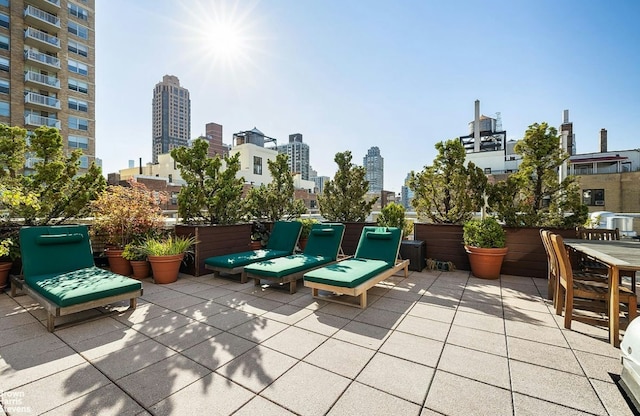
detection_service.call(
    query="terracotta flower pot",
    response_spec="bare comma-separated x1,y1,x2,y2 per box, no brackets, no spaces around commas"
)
298,237,308,251
0,262,12,291
105,249,132,276
148,253,184,284
249,241,262,250
464,246,508,279
130,260,151,279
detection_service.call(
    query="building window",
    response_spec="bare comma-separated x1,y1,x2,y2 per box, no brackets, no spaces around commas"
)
68,97,88,112
69,116,88,131
69,78,88,93
0,100,8,116
68,135,88,149
68,40,88,57
68,3,89,20
253,156,262,175
0,57,7,72
68,21,89,39
79,155,88,169
0,12,8,29
68,59,88,76
0,0,7,8
0,34,8,50
0,79,7,94
583,189,605,206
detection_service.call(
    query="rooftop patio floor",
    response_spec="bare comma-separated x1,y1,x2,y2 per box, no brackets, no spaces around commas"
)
0,270,635,415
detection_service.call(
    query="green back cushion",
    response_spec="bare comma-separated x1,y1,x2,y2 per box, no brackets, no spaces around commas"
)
354,226,402,266
204,249,289,269
266,221,302,252
25,267,142,307
20,225,95,278
303,223,345,259
245,254,332,278
304,258,389,288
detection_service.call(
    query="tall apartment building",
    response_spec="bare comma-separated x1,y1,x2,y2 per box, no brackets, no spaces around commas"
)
205,121,227,157
2,0,96,168
363,146,383,193
276,133,310,180
152,75,190,163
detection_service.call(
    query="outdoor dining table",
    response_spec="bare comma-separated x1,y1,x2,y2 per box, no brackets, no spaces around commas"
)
564,238,640,347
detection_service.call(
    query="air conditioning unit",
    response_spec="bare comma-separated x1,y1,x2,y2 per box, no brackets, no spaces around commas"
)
595,200,605,206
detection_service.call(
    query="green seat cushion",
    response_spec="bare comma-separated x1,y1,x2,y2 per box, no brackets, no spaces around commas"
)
303,223,345,258
266,221,302,252
204,249,290,269
24,266,142,307
304,258,390,288
244,254,333,278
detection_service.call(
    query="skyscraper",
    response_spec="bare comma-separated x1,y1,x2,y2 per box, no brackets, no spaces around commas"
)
2,0,96,168
364,146,383,193
152,75,191,163
276,133,310,179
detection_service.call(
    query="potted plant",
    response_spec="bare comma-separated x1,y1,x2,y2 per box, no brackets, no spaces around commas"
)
376,202,413,239
250,221,269,250
122,242,150,279
142,235,196,284
463,217,508,279
296,218,318,251
90,179,166,276
0,237,15,290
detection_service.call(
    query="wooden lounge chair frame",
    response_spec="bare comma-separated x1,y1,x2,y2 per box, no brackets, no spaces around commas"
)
204,221,302,283
245,223,346,294
304,226,409,308
306,258,409,308
11,225,142,332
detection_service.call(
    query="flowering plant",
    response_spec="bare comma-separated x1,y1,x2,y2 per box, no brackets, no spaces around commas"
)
90,180,166,248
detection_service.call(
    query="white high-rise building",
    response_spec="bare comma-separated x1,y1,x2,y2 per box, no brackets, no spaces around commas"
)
364,146,384,193
152,75,191,163
276,133,310,180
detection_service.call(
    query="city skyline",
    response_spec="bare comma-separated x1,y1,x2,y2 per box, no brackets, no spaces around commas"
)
96,1,640,193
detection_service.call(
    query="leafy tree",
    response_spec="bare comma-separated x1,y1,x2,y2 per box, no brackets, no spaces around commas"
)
171,138,245,225
486,122,588,227
0,125,105,225
246,153,306,222
318,151,377,222
409,139,487,224
377,202,413,238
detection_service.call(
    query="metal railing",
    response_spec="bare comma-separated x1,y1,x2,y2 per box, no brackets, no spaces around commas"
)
24,27,60,48
24,114,61,129
25,92,61,109
24,71,60,88
24,5,60,27
24,49,60,68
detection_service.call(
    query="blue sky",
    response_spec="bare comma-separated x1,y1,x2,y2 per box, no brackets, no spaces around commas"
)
96,0,640,193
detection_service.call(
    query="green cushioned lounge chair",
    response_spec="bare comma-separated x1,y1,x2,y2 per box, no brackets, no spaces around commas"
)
10,225,143,332
303,226,409,308
204,221,303,283
244,223,345,294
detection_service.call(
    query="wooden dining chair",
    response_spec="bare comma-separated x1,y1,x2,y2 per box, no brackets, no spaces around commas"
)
550,233,637,330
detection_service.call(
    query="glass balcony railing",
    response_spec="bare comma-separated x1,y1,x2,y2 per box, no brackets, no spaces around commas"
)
25,92,61,109
24,27,60,49
44,0,61,7
24,71,60,89
24,49,61,68
24,5,61,28
24,114,61,129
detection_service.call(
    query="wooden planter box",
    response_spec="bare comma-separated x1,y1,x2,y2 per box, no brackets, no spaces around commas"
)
175,223,252,277
414,223,577,278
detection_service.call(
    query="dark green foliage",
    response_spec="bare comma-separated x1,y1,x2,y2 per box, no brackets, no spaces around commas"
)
318,151,377,222
171,138,245,225
246,153,306,222
409,139,487,224
463,217,506,248
486,122,588,228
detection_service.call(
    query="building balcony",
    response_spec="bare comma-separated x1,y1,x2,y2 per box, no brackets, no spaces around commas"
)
24,27,60,53
24,113,61,129
24,5,61,30
24,91,61,110
25,0,60,14
24,49,60,70
24,70,60,91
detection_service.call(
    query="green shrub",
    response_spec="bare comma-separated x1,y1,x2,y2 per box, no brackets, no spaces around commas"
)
377,202,413,238
463,217,506,248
